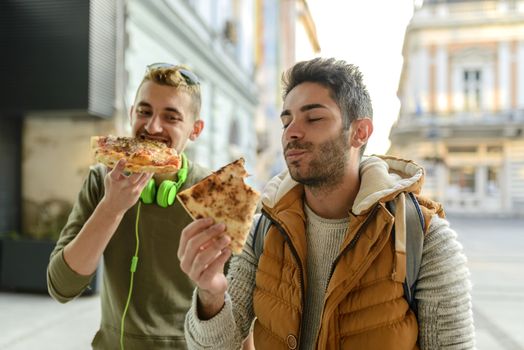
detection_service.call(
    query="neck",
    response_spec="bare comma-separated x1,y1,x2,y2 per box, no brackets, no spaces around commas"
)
304,164,360,219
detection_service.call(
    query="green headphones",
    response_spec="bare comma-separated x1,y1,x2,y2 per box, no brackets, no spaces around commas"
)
120,153,188,349
139,153,188,208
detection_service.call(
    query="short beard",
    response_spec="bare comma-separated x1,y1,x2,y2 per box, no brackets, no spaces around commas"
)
287,130,349,192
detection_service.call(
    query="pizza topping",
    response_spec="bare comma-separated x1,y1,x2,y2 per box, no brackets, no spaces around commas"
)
177,158,260,254
91,135,181,173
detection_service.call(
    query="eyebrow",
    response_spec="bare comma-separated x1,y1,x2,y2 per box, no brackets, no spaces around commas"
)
280,103,328,118
137,102,184,118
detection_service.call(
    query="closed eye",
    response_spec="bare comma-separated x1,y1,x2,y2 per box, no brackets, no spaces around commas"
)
281,116,292,129
165,115,182,123
136,109,152,117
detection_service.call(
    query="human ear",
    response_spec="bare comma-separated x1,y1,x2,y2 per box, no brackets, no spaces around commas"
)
189,119,204,141
350,118,373,148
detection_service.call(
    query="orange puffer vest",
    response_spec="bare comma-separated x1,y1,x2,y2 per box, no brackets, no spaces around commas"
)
252,185,437,350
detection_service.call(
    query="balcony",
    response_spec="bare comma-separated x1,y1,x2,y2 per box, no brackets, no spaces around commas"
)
390,109,524,145
410,0,524,29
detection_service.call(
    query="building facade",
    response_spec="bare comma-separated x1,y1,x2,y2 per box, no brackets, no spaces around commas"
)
0,0,319,240
253,0,320,188
389,0,524,216
123,0,259,177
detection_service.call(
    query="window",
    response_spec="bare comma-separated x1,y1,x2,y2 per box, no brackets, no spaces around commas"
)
486,166,500,196
487,145,503,154
447,145,477,153
449,166,476,194
229,119,240,146
228,118,242,159
463,69,482,111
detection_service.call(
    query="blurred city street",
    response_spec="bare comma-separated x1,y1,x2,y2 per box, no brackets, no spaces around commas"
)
1,0,523,349
0,215,523,350
449,215,524,350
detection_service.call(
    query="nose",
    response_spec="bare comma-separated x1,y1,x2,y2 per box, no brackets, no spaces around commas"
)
145,114,162,134
283,119,304,142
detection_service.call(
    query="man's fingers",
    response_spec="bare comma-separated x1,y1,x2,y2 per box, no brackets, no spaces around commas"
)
177,218,214,259
127,172,142,183
131,172,153,186
139,173,154,187
190,235,231,275
109,159,126,179
179,222,225,267
184,223,226,260
198,248,231,281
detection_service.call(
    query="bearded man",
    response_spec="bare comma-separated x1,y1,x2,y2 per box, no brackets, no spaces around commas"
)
178,58,475,350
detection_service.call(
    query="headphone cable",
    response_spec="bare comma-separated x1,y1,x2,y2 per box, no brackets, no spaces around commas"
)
120,201,141,350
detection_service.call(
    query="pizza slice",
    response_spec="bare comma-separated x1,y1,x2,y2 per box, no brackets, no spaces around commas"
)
177,158,260,254
91,135,181,173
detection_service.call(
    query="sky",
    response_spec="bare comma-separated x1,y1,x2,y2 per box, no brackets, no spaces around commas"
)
298,0,415,155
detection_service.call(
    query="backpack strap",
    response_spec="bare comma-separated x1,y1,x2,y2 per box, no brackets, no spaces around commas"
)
405,192,425,314
252,212,271,260
387,192,425,314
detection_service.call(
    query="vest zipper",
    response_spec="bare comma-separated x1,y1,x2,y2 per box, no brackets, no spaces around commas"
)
261,208,306,347
326,204,380,287
315,203,381,348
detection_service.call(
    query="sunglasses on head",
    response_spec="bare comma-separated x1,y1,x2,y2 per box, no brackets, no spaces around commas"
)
146,63,200,85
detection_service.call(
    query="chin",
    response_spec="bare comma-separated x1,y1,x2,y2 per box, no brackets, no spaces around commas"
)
288,168,305,182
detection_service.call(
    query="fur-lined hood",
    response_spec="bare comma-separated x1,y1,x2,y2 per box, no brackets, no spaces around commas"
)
261,155,425,215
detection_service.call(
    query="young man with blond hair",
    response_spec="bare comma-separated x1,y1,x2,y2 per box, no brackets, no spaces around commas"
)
48,64,210,349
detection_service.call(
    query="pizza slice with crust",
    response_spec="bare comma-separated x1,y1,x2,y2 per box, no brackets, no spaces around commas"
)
91,135,181,173
177,158,260,254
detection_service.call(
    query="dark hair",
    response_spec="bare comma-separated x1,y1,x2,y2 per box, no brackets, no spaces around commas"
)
282,58,373,131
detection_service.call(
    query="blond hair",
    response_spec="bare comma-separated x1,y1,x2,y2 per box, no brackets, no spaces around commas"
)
140,65,201,119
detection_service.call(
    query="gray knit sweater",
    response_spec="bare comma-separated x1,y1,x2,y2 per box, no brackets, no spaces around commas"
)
301,205,349,349
184,214,475,349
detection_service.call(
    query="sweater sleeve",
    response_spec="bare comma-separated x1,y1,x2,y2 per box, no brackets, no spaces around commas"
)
184,219,259,349
416,215,476,350
46,165,105,303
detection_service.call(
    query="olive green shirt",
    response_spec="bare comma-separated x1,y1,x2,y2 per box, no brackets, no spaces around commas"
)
47,161,211,349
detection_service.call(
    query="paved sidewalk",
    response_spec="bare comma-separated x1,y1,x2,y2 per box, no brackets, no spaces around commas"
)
0,216,523,349
0,292,99,350
449,215,524,350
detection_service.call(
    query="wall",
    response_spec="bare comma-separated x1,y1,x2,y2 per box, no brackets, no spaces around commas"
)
21,116,114,239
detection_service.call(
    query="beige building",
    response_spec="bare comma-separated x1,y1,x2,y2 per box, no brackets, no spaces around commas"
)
253,0,320,188
389,0,524,216
0,0,319,240
1,0,261,239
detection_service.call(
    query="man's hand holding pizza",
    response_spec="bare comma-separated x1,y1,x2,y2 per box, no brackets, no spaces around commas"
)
63,137,166,277
175,158,260,320
101,158,153,215
92,134,181,214
63,158,153,276
178,218,232,319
